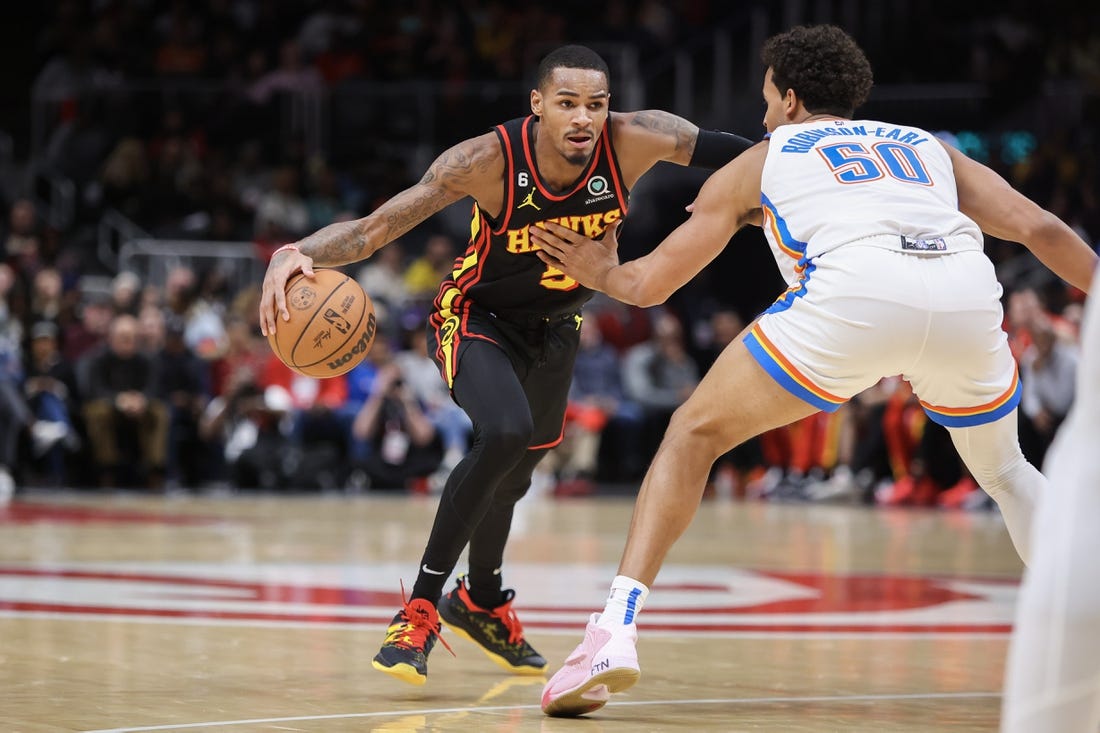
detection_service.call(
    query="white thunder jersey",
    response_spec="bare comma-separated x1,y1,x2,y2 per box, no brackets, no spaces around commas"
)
761,118,983,285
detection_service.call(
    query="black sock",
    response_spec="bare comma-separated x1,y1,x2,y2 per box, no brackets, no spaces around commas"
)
410,566,452,604
466,567,505,609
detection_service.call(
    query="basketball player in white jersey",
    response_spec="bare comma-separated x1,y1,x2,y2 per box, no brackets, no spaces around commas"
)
1002,264,1100,733
531,24,1098,717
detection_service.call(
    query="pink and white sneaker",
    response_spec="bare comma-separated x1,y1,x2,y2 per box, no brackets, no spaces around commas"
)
541,613,640,717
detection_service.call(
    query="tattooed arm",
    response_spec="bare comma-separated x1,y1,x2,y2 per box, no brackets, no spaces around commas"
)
301,133,502,265
612,111,754,186
260,133,504,336
612,110,699,185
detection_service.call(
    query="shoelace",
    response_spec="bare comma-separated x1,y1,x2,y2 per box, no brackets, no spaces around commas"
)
489,598,525,646
390,581,454,656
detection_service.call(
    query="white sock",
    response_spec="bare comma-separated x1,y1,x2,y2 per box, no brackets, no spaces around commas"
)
596,575,649,629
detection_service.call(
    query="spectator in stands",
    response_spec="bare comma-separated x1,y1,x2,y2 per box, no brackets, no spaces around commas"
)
231,140,272,215
153,316,210,487
210,315,268,398
62,292,111,363
3,199,41,264
1006,286,1076,359
305,162,345,231
110,270,141,315
351,359,442,492
29,268,64,324
43,98,115,194
1019,313,1079,467
552,315,643,491
591,295,653,354
164,265,227,360
164,265,196,316
0,284,71,496
23,320,81,486
254,165,310,244
137,302,166,354
260,347,348,490
334,336,392,479
621,312,699,461
691,309,768,496
691,309,744,370
752,413,842,502
873,379,935,505
200,368,289,490
403,234,456,303
82,314,169,488
834,380,902,504
100,137,150,220
394,325,472,487
356,239,409,323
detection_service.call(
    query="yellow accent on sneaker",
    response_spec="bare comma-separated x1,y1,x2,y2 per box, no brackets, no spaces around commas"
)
437,576,547,673
371,589,454,687
441,619,547,675
371,658,427,686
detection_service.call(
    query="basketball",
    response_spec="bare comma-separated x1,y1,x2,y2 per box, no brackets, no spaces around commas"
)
266,269,377,378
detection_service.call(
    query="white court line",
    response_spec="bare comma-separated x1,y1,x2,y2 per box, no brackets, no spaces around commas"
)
0,603,1012,633
0,610,1012,639
82,691,1003,732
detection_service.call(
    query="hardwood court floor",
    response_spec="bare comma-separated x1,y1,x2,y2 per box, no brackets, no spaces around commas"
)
0,492,1023,732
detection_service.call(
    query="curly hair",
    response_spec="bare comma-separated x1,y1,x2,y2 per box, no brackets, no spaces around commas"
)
761,25,873,117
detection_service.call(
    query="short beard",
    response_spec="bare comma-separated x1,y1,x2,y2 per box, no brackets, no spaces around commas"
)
562,149,589,166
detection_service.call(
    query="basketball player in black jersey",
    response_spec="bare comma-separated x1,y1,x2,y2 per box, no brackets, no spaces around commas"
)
259,45,752,686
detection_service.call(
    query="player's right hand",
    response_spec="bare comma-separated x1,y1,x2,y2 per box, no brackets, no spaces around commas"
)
259,247,315,337
531,220,622,292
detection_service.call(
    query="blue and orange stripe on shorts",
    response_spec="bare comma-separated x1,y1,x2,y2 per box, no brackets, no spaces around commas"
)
919,368,1021,428
743,323,847,413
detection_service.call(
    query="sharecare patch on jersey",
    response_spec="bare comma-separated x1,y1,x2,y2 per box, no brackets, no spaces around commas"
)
900,236,947,251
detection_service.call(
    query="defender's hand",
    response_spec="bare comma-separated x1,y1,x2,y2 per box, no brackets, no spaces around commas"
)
259,248,315,336
531,220,622,291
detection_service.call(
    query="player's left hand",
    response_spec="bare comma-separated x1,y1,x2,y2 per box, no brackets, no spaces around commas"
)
531,220,621,291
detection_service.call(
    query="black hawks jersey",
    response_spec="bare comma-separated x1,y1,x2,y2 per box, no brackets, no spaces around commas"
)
432,114,629,320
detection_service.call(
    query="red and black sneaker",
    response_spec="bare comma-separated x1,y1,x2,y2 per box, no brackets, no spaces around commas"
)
438,576,547,675
372,592,454,685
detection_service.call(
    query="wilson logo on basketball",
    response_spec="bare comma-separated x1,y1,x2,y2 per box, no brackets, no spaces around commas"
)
289,287,316,310
327,312,377,371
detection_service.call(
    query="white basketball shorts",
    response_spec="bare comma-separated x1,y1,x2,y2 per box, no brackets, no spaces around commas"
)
744,240,1020,427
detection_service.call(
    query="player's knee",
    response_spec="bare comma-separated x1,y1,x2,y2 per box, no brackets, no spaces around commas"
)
665,407,734,462
971,448,1029,497
479,415,534,460
494,479,531,507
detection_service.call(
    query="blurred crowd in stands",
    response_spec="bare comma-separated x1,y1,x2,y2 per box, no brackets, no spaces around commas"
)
0,0,1096,505
0,223,1088,507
